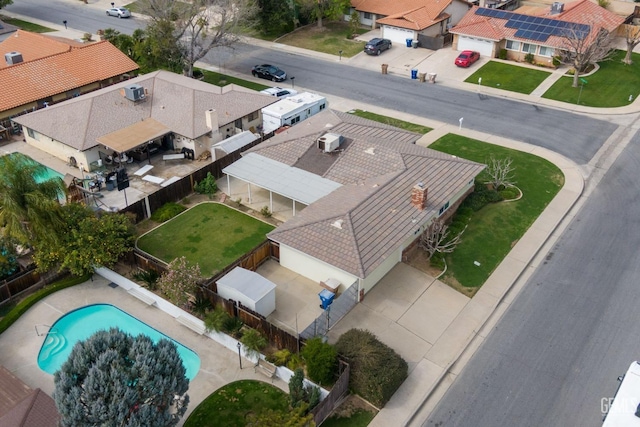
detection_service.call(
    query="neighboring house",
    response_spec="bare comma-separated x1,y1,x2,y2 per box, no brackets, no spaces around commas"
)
347,0,471,48
0,365,59,427
223,110,484,296
451,0,625,62
13,70,277,173
0,20,18,42
0,30,139,124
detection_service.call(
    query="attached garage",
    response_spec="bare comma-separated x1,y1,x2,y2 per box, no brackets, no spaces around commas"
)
457,36,495,57
381,26,415,44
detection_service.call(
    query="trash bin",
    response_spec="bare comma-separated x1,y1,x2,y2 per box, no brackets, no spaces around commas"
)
381,63,388,74
418,72,426,82
411,69,418,80
428,72,437,83
319,289,335,309
412,39,419,48
106,179,115,191
406,38,413,48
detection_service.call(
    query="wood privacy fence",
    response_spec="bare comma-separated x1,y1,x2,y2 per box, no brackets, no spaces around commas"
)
0,268,67,306
121,138,263,222
312,360,351,425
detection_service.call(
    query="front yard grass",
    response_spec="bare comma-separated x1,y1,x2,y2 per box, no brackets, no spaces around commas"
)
137,203,274,277
348,110,432,134
276,22,366,58
184,380,289,427
542,50,640,108
430,134,564,290
465,61,551,94
197,68,269,92
0,15,54,32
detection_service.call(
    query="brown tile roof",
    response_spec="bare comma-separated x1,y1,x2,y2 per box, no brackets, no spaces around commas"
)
377,0,452,30
451,2,623,47
266,110,485,278
14,70,277,151
0,39,139,114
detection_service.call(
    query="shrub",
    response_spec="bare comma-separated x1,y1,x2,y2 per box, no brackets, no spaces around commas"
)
223,316,244,337
552,56,562,67
462,181,503,211
240,328,267,359
301,337,337,385
190,293,212,316
204,306,230,333
524,53,534,64
260,206,272,217
499,186,520,200
194,172,218,197
289,368,321,411
151,202,186,223
267,348,293,366
498,48,507,60
132,269,159,290
335,329,408,408
287,353,305,371
156,256,201,308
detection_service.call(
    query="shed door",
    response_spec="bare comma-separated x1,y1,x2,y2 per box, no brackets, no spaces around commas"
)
457,36,494,57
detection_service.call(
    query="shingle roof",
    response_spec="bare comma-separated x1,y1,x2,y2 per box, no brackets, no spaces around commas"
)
13,70,277,151
377,0,452,31
451,1,624,46
0,39,139,113
266,110,485,278
0,366,59,427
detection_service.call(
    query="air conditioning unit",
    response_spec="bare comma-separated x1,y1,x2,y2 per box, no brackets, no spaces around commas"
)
123,84,146,102
317,133,344,153
5,51,23,65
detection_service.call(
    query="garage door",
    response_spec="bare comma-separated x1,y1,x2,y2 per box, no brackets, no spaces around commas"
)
458,36,494,57
382,26,415,44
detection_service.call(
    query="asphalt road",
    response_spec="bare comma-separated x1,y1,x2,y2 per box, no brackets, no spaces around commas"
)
204,43,617,165
424,127,640,427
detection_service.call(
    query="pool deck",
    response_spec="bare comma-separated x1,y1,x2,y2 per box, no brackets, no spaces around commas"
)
0,276,288,424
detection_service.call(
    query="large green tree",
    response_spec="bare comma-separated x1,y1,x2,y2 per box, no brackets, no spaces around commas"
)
0,0,13,10
54,328,189,427
297,0,350,28
33,203,134,276
0,153,66,246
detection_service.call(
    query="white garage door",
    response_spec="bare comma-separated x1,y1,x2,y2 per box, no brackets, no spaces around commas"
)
458,36,494,57
382,26,415,45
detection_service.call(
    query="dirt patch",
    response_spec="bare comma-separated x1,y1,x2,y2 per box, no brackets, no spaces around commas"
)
330,394,378,418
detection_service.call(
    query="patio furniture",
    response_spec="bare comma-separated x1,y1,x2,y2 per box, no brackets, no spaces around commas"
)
160,176,180,187
133,164,154,176
142,175,164,185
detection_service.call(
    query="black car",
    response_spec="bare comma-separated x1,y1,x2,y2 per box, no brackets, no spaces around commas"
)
251,64,287,82
364,38,392,56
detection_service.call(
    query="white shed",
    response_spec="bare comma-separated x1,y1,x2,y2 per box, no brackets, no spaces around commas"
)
216,267,276,317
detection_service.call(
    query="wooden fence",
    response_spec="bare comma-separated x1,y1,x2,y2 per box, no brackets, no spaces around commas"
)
312,360,351,425
0,268,68,306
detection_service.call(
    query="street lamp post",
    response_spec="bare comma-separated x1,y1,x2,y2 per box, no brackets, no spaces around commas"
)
339,50,343,61
237,342,242,369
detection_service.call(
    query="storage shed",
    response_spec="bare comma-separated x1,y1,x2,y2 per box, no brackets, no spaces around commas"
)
216,267,276,317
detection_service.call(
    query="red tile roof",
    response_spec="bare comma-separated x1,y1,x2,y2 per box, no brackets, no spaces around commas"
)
0,39,139,113
451,1,623,47
0,30,80,69
377,0,452,30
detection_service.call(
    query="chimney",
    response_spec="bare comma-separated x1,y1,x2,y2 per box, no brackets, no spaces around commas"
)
205,109,218,131
411,182,428,210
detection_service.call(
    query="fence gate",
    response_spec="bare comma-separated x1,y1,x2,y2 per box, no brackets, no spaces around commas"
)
300,281,358,339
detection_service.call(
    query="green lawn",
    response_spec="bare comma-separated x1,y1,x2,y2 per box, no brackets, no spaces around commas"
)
0,15,54,32
184,380,289,427
542,50,640,107
322,409,376,427
197,68,270,91
137,203,274,277
430,134,564,289
465,61,551,94
348,110,432,134
275,22,366,58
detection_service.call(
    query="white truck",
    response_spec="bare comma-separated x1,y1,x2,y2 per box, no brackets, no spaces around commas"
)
261,92,328,134
602,361,640,426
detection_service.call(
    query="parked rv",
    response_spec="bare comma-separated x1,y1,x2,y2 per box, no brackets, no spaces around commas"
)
261,92,328,134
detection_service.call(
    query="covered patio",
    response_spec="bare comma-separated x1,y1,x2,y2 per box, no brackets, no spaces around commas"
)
96,117,173,166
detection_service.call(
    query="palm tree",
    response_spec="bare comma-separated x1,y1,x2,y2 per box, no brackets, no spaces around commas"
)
0,153,66,246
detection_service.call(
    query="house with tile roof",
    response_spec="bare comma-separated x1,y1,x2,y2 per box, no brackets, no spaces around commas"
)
13,70,277,173
451,0,625,63
0,30,139,124
223,110,485,295
347,0,472,48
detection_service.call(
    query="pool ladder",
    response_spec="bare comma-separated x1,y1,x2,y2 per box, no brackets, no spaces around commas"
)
35,324,57,337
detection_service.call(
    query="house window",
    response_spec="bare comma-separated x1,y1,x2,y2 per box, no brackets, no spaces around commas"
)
320,103,326,110
505,40,520,51
438,201,450,216
27,128,35,139
234,118,242,128
364,12,372,19
291,116,300,124
247,111,258,121
522,43,536,54
538,46,553,57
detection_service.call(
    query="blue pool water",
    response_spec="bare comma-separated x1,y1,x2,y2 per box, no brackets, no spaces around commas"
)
5,152,63,183
37,304,200,380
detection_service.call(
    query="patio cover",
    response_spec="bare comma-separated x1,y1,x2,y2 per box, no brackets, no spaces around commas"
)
223,152,342,205
97,118,170,153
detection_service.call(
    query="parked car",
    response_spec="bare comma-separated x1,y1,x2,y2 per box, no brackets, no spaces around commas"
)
455,50,480,67
252,64,287,82
106,7,131,18
364,38,392,56
260,87,298,99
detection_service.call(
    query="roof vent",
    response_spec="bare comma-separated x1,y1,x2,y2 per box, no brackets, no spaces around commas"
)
331,219,344,229
5,51,23,66
550,2,564,14
317,133,344,153
364,147,376,155
122,84,146,102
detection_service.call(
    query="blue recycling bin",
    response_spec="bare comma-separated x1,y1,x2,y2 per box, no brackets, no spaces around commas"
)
319,289,335,309
411,69,418,79
406,38,412,48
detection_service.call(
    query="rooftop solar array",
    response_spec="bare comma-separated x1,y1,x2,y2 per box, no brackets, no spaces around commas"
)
475,7,590,42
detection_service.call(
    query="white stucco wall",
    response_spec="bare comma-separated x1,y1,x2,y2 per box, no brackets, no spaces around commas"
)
23,129,95,172
359,245,403,294
278,245,357,292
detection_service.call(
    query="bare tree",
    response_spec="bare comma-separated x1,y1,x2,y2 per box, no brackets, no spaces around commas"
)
622,24,640,65
556,24,615,87
485,156,516,191
138,0,257,77
419,220,466,260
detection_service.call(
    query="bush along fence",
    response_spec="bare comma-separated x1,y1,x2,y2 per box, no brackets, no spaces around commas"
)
0,267,67,307
311,360,350,425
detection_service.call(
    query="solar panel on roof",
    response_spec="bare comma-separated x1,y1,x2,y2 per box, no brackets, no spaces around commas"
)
475,8,591,40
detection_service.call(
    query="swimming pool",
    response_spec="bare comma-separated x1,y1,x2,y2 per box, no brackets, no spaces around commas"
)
5,152,63,183
37,304,200,380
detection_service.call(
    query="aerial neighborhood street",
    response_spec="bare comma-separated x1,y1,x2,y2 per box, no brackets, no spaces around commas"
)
1,0,640,426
